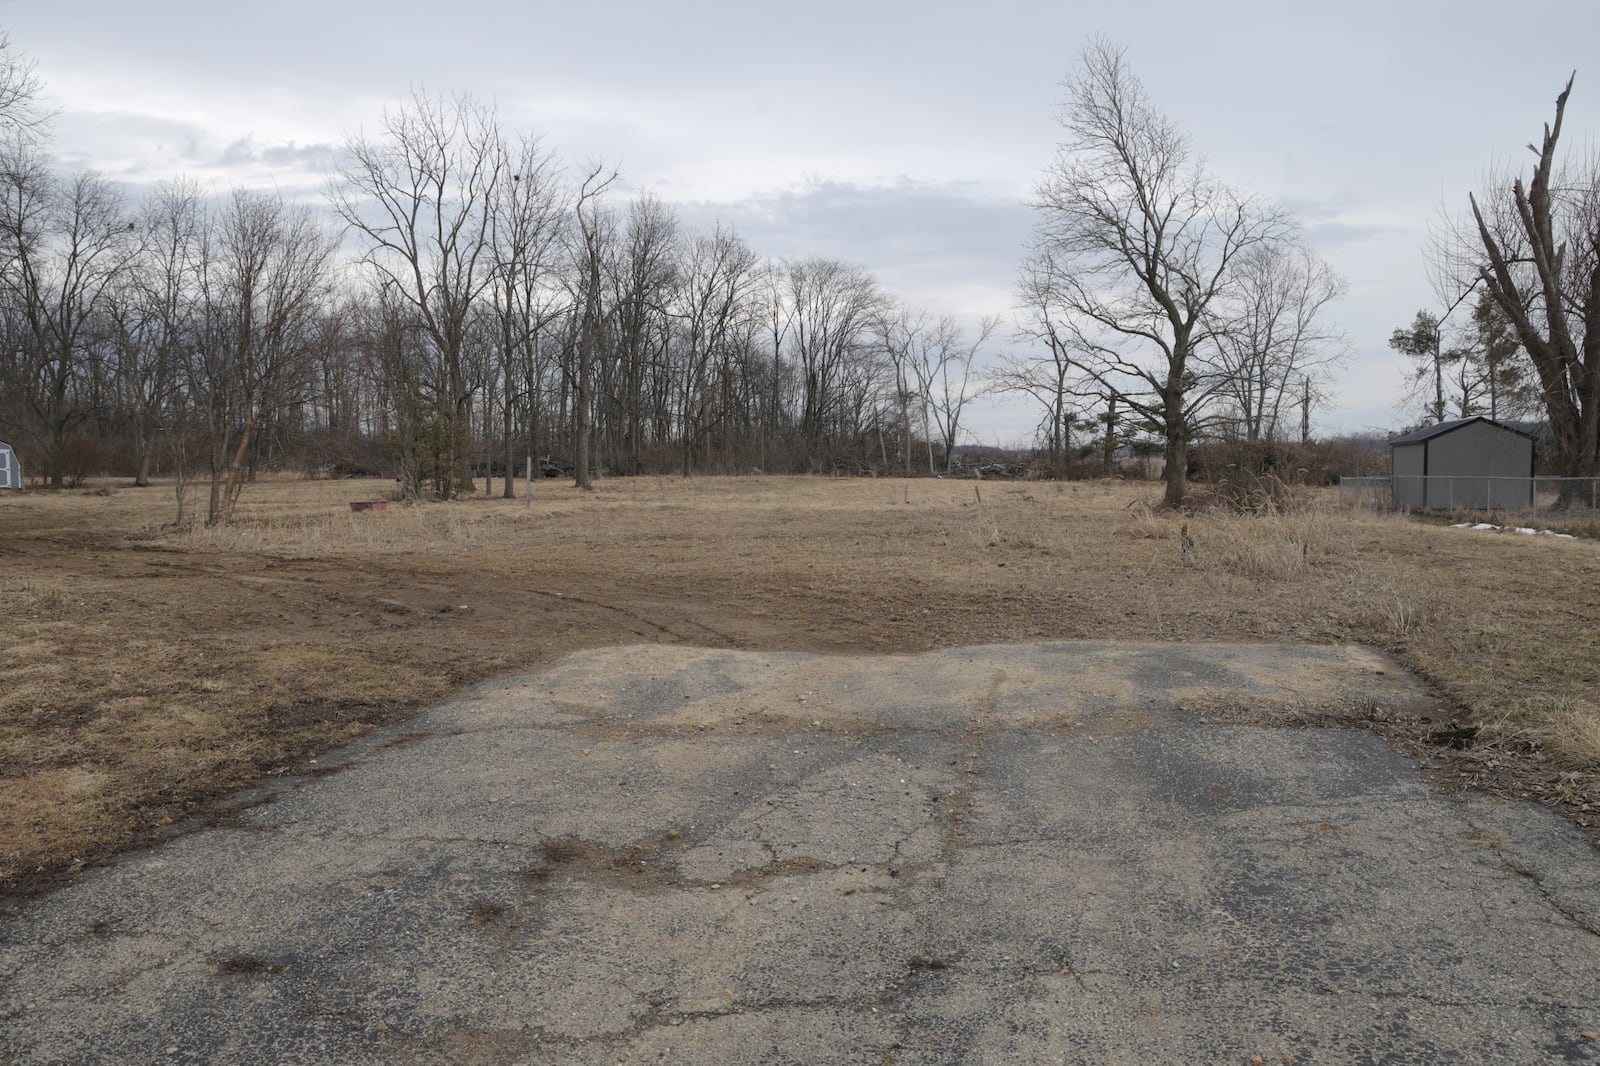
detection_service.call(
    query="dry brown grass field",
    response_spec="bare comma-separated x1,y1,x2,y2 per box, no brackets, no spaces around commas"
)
3,474,1597,898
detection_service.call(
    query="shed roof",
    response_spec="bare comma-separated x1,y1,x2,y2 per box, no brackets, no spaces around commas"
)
1389,416,1534,447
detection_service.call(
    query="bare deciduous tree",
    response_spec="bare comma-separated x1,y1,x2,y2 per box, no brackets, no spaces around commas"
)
0,153,137,488
1211,244,1345,441
911,313,999,471
113,179,203,486
330,91,505,497
676,225,760,475
487,134,564,497
785,257,883,463
0,33,50,142
992,254,1088,472
873,304,926,475
605,193,679,475
192,190,336,525
1029,38,1295,505
569,162,618,491
1437,74,1600,484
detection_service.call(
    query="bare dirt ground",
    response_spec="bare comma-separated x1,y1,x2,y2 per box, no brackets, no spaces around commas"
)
3,474,1598,900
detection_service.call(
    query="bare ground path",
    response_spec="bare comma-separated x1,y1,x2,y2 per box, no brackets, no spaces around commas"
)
4,642,1597,1064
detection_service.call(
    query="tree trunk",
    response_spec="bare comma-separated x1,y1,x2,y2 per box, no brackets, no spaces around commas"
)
575,282,597,492
133,415,155,487
47,420,67,490
216,417,257,526
1102,396,1117,471
575,348,592,490
206,429,227,526
502,354,516,499
1162,383,1187,507
1163,433,1187,507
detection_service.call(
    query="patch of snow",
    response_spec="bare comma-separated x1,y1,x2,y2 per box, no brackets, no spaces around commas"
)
1450,522,1575,539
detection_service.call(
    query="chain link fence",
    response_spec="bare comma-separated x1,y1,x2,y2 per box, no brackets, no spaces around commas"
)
1339,475,1600,516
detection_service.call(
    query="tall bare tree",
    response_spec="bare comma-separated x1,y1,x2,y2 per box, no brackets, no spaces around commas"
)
1444,75,1600,484
605,193,679,474
785,257,883,463
192,189,336,524
1210,244,1345,441
487,134,564,496
330,90,505,497
112,179,203,486
759,260,795,470
0,152,137,488
569,163,618,490
676,225,759,474
873,304,926,475
1029,38,1295,505
994,256,1090,472
911,314,999,470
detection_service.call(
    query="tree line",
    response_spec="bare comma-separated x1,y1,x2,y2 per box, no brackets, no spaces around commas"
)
0,44,1006,522
14,34,1580,518
0,33,1361,521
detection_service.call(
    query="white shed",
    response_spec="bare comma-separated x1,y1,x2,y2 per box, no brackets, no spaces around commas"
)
1389,417,1534,510
0,440,20,490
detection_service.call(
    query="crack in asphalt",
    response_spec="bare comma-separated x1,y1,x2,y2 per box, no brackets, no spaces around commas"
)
1447,796,1600,940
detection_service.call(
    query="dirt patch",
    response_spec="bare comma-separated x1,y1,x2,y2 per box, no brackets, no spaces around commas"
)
212,954,287,977
906,956,955,973
1,475,1597,899
517,832,690,891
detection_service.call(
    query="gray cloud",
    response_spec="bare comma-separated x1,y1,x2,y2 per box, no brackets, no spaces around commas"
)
673,177,1030,315
218,135,344,173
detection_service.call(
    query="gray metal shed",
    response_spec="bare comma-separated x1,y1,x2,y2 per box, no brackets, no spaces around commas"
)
0,439,20,490
1389,417,1534,510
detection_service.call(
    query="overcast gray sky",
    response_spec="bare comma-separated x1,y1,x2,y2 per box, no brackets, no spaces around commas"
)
5,1,1596,443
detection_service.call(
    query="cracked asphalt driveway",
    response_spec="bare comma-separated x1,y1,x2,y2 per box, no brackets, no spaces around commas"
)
3,641,1600,1064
